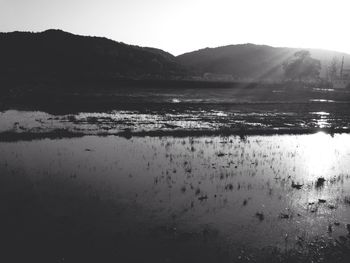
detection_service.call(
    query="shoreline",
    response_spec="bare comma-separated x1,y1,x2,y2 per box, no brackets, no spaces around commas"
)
1,127,349,142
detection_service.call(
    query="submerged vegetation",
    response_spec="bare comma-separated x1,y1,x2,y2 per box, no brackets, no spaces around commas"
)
1,134,350,262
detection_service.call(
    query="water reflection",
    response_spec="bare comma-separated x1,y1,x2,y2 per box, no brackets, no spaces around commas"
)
1,108,350,135
311,112,330,128
300,131,339,177
0,133,349,257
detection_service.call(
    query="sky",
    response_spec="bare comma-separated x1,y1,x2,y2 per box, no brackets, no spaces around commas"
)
1,0,349,55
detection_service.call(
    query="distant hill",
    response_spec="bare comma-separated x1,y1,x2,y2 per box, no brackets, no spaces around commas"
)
1,29,350,83
176,44,350,80
0,29,187,81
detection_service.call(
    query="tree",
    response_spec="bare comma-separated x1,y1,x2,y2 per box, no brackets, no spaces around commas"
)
328,56,339,81
282,50,321,81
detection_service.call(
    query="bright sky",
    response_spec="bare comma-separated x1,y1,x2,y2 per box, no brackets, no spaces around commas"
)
1,0,349,55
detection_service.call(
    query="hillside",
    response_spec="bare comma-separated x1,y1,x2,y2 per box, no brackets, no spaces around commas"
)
1,30,350,83
0,29,187,81
176,44,350,80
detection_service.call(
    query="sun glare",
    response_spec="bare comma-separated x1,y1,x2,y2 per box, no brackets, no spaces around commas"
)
302,132,338,178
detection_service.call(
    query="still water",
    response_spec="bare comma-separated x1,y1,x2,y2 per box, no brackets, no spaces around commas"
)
1,133,350,262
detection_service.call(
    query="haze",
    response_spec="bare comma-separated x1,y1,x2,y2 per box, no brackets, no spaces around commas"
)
1,0,349,55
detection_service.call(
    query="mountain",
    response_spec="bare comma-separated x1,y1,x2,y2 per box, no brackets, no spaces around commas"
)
176,44,350,80
1,29,350,83
0,29,187,81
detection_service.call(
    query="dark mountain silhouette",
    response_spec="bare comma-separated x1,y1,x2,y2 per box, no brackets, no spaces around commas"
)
1,29,350,83
176,44,350,80
0,29,187,81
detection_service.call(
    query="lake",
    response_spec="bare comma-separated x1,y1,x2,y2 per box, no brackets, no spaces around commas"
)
0,84,350,262
1,132,350,262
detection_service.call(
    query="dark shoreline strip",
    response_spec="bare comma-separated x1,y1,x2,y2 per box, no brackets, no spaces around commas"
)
0,130,85,142
2,100,350,114
0,127,349,142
